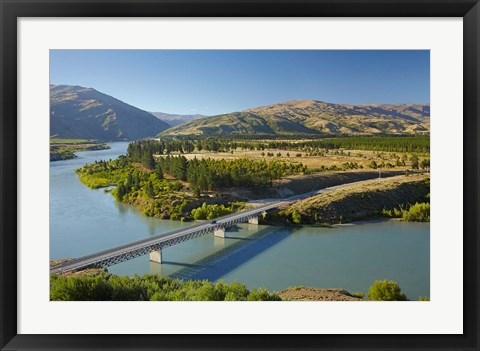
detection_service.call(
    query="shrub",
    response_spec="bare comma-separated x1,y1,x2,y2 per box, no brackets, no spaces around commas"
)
291,210,302,224
381,202,429,222
247,288,281,301
50,274,113,301
368,280,407,301
402,202,430,222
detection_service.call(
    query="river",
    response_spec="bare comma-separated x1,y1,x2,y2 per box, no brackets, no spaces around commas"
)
50,142,430,300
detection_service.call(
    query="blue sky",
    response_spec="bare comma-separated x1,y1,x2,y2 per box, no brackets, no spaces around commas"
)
50,50,429,116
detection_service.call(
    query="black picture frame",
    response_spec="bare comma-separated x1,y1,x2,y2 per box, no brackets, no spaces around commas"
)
1,1,478,350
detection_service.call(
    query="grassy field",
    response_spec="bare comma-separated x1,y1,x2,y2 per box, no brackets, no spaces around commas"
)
180,147,427,171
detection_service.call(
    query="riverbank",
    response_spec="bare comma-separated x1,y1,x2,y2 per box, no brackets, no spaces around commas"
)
264,174,430,226
50,138,110,161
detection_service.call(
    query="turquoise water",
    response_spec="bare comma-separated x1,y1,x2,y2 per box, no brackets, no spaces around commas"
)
50,143,430,299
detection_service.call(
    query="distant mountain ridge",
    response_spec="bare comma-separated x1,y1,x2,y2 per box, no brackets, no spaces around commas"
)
162,100,430,136
50,85,170,141
151,112,206,126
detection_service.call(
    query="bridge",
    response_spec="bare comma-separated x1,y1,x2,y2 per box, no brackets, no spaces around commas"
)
50,198,292,274
49,175,394,275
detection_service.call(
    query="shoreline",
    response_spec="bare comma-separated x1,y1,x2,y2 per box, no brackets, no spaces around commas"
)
50,140,111,162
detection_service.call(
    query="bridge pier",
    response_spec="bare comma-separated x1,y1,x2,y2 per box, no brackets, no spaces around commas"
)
248,216,259,225
149,249,162,264
214,228,226,238
214,235,226,249
150,261,163,276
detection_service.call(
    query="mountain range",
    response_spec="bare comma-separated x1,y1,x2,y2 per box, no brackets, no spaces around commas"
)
50,85,430,140
162,100,430,136
150,112,206,126
50,85,170,140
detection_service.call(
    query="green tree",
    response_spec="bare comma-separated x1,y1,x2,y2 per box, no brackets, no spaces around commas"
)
368,280,407,301
420,159,430,170
410,154,419,170
115,182,127,201
145,181,155,198
155,164,164,179
193,186,201,198
142,153,155,169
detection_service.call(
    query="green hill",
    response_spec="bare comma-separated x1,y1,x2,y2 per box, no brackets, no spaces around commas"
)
161,100,430,136
50,85,170,141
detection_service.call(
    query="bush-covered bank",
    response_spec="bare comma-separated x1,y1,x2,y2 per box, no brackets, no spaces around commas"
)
382,201,430,222
50,272,280,301
75,152,305,220
266,175,430,226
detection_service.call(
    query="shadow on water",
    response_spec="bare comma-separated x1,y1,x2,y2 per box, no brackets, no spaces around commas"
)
167,226,298,281
160,261,203,269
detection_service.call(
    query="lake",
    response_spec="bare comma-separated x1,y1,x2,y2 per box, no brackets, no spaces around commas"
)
50,142,430,300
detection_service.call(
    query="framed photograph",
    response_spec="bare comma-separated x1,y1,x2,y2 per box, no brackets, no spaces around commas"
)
1,0,478,350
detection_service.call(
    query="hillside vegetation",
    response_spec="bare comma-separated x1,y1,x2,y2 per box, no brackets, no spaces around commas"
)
50,84,170,140
163,100,430,136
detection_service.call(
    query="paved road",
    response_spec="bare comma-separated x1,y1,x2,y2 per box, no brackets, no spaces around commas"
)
50,174,400,274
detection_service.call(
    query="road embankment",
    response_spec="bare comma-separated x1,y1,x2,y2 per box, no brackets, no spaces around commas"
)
265,174,430,226
245,170,411,199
